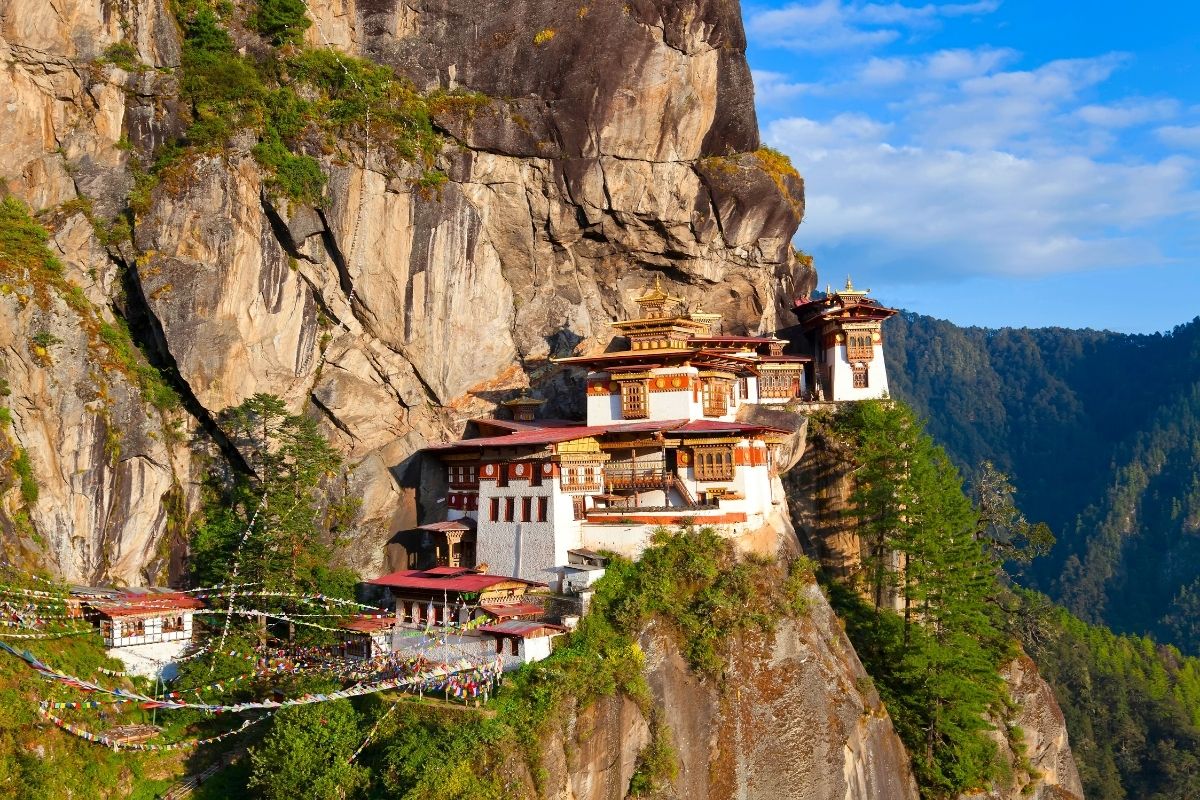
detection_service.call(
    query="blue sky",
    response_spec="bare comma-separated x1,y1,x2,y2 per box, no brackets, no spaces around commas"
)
745,1,1200,332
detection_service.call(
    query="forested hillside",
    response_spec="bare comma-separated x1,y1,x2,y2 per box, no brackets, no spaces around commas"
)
884,313,1200,653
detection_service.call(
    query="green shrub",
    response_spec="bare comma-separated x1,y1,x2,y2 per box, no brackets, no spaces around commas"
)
248,699,367,800
253,134,326,203
98,319,181,411
30,331,61,349
249,0,312,46
0,407,11,428
12,447,37,504
100,41,140,70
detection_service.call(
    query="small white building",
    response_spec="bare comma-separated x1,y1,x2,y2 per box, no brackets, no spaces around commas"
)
791,277,898,401
477,620,567,665
83,592,202,648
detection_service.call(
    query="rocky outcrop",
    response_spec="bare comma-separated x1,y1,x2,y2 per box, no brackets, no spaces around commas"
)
961,656,1084,800
0,0,812,582
500,580,919,800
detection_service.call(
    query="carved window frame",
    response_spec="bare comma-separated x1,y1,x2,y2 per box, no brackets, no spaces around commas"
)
693,446,734,481
701,379,730,417
620,380,649,419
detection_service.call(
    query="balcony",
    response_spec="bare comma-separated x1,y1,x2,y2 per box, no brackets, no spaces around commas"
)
603,465,666,490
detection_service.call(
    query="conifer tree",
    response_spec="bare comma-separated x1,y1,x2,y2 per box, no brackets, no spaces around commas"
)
190,393,354,597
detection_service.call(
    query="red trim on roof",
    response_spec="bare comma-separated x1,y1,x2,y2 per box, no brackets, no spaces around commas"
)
477,621,567,638
481,602,545,620
340,616,403,633
367,569,544,592
85,594,205,617
688,335,783,344
673,420,791,435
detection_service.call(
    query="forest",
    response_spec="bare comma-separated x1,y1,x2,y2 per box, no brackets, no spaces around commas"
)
885,313,1200,652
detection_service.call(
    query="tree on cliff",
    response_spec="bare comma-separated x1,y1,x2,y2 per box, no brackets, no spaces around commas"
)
190,393,356,598
833,400,1009,797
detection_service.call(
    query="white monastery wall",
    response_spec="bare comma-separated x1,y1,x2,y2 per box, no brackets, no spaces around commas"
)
826,342,889,401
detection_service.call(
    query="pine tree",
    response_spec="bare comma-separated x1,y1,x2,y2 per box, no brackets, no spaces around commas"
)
191,393,353,597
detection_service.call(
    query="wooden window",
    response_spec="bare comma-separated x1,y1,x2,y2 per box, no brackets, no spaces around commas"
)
759,370,799,399
620,380,648,419
504,498,515,522
702,379,729,416
522,497,532,522
537,497,549,522
847,332,875,361
530,464,543,487
164,615,184,633
489,497,500,522
852,365,869,389
572,496,586,521
693,447,734,481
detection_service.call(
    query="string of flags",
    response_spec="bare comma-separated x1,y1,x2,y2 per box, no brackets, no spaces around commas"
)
3,638,503,713
0,626,96,639
38,707,271,751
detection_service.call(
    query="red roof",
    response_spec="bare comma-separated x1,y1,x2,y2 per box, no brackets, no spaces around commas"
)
688,335,783,344
86,593,205,618
481,602,545,620
340,616,403,633
426,426,608,451
427,419,696,453
673,420,791,435
416,520,476,533
367,568,544,593
478,620,567,638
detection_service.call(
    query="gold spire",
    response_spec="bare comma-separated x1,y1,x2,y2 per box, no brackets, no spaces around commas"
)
837,275,869,297
633,276,684,319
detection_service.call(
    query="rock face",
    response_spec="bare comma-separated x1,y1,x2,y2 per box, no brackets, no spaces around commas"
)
640,584,922,800
534,582,922,800
0,0,812,582
961,656,1085,800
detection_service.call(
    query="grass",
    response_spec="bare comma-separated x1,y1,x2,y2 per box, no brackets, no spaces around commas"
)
169,2,449,205
0,197,181,413
753,146,804,214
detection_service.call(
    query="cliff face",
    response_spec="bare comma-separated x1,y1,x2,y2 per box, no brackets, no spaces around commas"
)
521,582,920,800
788,428,1085,800
0,0,811,582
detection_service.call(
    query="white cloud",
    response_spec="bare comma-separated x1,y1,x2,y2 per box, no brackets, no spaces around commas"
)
746,0,1000,52
1158,125,1200,149
1075,99,1178,128
908,56,1130,151
752,69,820,105
853,46,1017,86
765,113,1200,279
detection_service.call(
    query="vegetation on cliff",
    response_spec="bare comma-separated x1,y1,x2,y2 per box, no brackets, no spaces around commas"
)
847,336,1200,799
213,527,810,799
189,393,358,599
812,400,1020,798
0,573,185,800
165,0,450,205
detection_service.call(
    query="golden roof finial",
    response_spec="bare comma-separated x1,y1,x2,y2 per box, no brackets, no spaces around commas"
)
845,275,854,291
